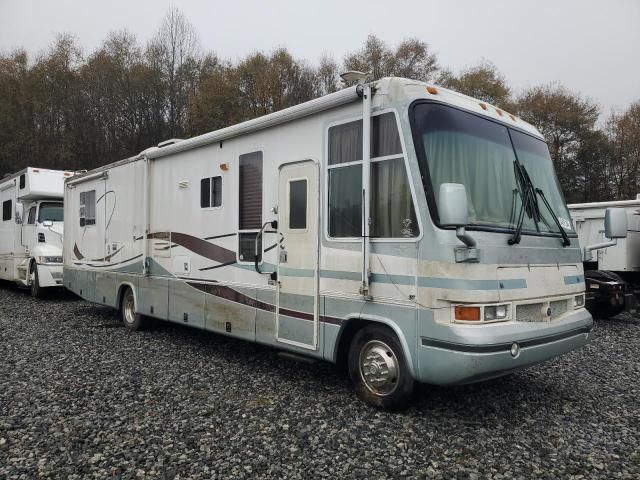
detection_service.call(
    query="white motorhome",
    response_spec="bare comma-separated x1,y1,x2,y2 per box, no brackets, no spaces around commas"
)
569,198,639,317
64,77,597,409
1,167,72,296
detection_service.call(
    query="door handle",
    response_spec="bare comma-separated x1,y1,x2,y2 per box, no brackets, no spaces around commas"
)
254,220,278,276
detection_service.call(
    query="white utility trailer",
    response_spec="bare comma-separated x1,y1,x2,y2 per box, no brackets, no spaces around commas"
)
0,167,72,296
64,76,600,409
569,198,640,317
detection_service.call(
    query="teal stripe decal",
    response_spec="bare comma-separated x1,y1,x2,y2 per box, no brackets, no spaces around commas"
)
279,267,315,278
564,274,584,285
371,272,414,285
320,269,361,281
319,268,526,290
419,277,526,290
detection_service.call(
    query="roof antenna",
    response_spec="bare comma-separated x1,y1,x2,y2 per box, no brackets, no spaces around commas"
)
340,70,372,85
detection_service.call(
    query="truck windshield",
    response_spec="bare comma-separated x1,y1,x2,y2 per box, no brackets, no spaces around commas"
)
38,202,64,222
411,103,573,235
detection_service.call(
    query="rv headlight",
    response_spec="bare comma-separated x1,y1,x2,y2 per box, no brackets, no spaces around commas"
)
574,294,585,308
37,256,63,264
484,304,509,321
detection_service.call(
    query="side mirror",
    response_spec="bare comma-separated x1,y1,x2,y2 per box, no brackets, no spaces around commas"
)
438,183,475,249
42,220,53,227
604,208,627,239
583,207,627,261
438,183,469,227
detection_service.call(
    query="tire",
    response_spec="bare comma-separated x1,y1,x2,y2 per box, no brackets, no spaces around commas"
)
348,324,415,410
585,270,626,319
30,262,44,299
121,287,145,331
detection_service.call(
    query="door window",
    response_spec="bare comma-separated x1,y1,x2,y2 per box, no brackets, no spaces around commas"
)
289,179,307,230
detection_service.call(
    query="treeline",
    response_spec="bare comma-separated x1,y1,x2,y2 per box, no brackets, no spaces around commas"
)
0,8,638,203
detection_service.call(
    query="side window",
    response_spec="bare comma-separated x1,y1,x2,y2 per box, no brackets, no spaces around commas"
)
200,176,223,208
27,206,36,225
2,199,11,221
79,190,96,227
289,179,307,230
327,112,418,239
238,151,263,262
19,174,25,189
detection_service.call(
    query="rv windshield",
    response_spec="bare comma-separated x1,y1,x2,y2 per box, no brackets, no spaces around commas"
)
38,202,64,223
411,103,572,235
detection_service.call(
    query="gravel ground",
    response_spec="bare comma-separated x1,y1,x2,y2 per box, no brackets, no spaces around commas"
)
1,283,639,480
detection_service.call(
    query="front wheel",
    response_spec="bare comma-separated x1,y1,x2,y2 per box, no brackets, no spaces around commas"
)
121,287,145,331
348,324,415,410
30,262,44,299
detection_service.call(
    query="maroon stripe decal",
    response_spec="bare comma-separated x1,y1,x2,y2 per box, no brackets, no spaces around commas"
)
187,281,343,325
149,232,236,265
73,243,84,260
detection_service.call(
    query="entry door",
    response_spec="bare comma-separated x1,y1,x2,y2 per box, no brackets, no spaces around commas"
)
276,161,319,350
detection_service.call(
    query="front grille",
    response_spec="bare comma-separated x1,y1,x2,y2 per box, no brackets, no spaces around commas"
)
550,300,569,319
516,299,571,323
516,303,543,322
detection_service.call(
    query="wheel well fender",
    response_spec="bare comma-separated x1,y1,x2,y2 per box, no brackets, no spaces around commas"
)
116,282,137,312
334,315,416,378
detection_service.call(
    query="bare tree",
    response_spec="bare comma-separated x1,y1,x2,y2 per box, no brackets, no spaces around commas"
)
343,35,439,83
148,7,201,138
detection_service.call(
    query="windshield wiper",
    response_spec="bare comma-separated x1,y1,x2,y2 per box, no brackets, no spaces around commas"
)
534,188,571,247
508,162,539,245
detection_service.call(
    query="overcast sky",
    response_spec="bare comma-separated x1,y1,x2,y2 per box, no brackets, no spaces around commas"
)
1,0,638,114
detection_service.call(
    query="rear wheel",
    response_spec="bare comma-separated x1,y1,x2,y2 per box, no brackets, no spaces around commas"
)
348,324,414,410
121,287,144,331
30,262,43,299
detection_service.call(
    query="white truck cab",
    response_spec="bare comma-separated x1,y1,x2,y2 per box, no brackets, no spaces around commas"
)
0,167,72,297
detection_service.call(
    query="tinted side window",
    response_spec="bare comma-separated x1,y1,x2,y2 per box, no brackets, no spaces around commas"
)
200,178,211,208
2,200,11,221
238,152,263,262
212,176,222,207
28,206,36,224
201,176,223,208
79,190,96,227
239,152,263,229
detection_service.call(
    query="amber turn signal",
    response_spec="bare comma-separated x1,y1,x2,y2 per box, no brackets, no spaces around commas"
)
426,86,438,94
454,306,481,321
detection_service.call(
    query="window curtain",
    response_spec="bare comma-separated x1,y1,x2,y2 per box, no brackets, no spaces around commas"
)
328,164,362,237
371,158,417,237
424,130,526,228
328,121,362,165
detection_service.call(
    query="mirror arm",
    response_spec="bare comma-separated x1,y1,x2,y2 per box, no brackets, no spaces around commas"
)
583,239,617,262
456,226,476,248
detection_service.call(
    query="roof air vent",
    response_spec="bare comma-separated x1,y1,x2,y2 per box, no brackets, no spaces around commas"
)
157,139,184,148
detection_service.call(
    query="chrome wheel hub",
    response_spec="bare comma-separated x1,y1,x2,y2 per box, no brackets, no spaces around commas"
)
123,294,135,324
359,340,399,396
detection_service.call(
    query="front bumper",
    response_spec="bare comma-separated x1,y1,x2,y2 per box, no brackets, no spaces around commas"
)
416,308,593,385
36,264,64,287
